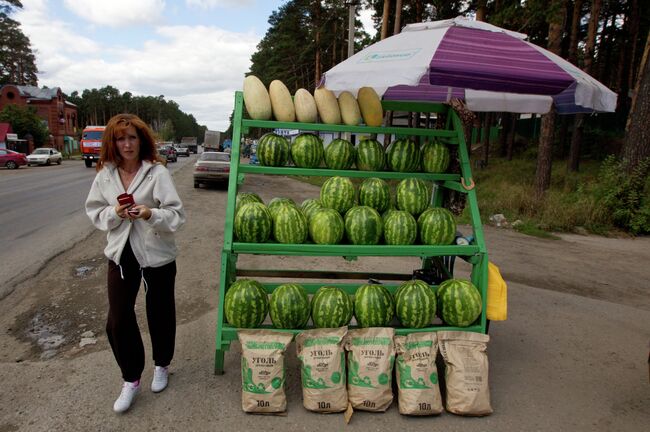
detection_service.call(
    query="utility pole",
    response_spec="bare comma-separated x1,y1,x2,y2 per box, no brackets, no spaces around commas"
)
347,1,356,58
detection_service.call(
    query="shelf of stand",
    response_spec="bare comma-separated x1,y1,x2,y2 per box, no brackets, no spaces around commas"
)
231,242,481,257
238,164,462,181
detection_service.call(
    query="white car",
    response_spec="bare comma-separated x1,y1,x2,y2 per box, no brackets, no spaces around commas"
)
27,148,63,166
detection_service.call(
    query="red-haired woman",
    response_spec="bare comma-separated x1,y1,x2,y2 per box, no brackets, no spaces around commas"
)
85,114,185,413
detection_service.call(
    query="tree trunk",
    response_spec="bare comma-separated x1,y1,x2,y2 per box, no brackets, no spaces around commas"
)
314,2,322,86
381,0,391,40
535,108,556,198
506,115,516,161
535,0,566,197
476,0,487,22
622,32,650,173
393,0,402,35
568,0,600,172
568,0,583,64
415,0,423,22
499,113,509,157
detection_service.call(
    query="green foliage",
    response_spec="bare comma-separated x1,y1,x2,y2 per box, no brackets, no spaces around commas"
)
595,156,650,234
66,86,206,143
0,104,49,146
0,2,38,86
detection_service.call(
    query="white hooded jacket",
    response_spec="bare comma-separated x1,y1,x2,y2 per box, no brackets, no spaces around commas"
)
85,161,186,268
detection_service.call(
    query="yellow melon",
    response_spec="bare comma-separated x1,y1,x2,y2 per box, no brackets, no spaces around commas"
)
294,89,318,123
269,80,295,122
338,91,362,126
357,87,384,127
243,75,272,120
314,87,341,124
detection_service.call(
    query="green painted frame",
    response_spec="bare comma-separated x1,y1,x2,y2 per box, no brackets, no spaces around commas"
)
214,91,488,374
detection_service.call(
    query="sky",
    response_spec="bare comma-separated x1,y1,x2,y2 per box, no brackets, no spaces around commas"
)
15,0,376,131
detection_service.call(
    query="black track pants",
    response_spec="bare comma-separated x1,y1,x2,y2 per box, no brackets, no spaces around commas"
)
106,240,177,382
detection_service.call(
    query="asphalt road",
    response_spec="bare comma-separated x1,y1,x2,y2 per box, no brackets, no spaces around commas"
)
0,155,196,298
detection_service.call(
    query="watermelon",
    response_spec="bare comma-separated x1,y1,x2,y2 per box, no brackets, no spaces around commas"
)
234,202,272,243
268,197,297,219
437,279,482,327
396,178,429,216
311,286,354,328
320,176,355,214
269,283,310,329
358,177,390,212
421,140,450,173
395,280,436,328
291,133,323,168
257,132,290,167
383,210,417,245
344,206,383,245
354,284,395,327
309,208,344,245
355,138,385,171
300,198,323,221
224,278,268,328
235,192,263,215
324,138,355,170
386,138,421,172
417,207,456,245
273,204,308,244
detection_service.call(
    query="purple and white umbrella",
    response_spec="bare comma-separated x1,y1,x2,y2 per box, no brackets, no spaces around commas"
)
322,17,617,114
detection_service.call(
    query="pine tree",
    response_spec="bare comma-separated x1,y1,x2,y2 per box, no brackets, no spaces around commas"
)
0,1,39,86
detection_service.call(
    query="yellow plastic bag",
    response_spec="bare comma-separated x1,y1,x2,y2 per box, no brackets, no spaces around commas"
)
487,262,507,321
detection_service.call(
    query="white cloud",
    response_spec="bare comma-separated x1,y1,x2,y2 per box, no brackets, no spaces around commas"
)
359,7,377,37
63,0,165,28
185,0,253,9
16,0,259,131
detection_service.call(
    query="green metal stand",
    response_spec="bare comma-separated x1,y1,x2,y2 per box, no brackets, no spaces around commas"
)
214,91,488,374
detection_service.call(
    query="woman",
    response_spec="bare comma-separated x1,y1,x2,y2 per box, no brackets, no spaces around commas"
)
85,114,186,413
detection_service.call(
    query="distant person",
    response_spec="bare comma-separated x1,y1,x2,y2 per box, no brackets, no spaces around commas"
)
85,114,186,413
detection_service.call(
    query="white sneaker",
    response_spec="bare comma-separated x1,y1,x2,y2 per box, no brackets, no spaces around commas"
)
151,366,169,393
113,381,140,413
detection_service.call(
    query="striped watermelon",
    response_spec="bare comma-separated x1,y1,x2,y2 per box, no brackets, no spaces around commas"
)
396,178,429,216
291,133,323,168
395,280,436,328
235,192,263,215
311,286,353,328
269,283,310,329
268,197,297,219
234,202,272,243
355,138,385,171
320,176,355,214
344,206,383,245
300,198,323,221
273,204,308,244
437,279,482,327
386,138,421,172
224,279,268,328
324,138,355,170
309,208,344,244
354,284,395,327
358,177,390,212
417,207,456,245
381,207,398,223
257,132,290,167
421,140,450,173
384,210,417,245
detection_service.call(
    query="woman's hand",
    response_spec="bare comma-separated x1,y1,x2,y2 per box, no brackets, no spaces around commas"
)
128,204,152,220
115,203,133,219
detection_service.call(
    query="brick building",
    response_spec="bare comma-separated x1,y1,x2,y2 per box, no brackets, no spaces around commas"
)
0,85,78,152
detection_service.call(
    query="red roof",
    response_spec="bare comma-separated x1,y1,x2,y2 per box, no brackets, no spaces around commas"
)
0,123,13,141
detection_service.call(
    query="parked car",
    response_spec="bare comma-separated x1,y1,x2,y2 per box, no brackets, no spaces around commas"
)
0,148,28,169
175,146,190,157
193,152,230,188
158,145,177,163
27,148,63,166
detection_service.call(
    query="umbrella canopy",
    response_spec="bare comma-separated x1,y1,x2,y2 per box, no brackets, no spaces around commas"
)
322,17,617,114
